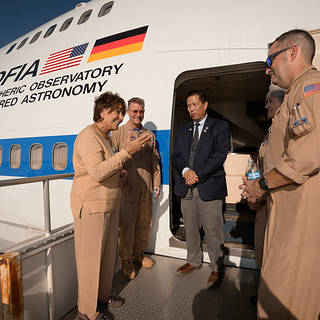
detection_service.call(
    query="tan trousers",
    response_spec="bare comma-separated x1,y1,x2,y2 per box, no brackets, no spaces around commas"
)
254,205,267,270
74,207,119,315
119,193,152,262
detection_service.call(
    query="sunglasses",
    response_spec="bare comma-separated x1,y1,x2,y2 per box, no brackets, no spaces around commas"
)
266,46,291,68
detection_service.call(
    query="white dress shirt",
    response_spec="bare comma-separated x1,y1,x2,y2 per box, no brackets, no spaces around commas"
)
182,114,207,177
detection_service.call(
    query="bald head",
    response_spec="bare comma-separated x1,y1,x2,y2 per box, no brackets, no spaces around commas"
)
269,29,315,64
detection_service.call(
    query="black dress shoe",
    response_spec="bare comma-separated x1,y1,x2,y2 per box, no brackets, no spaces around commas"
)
76,311,113,320
98,296,125,310
250,295,258,306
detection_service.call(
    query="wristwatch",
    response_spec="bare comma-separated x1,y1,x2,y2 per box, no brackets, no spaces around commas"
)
258,176,269,191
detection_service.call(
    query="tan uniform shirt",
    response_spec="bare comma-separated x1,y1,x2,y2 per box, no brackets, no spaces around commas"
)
258,66,320,319
70,124,131,217
111,121,161,197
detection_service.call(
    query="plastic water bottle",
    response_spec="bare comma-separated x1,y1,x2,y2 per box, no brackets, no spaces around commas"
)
245,159,261,180
152,188,158,204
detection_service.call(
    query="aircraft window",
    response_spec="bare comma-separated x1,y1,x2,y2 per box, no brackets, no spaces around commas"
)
98,1,114,17
10,144,21,169
60,17,73,32
29,144,43,170
52,143,68,170
17,38,29,50
30,31,42,44
44,25,57,38
77,10,92,25
6,43,17,54
0,145,2,167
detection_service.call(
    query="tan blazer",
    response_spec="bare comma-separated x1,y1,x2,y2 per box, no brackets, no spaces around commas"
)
70,124,131,218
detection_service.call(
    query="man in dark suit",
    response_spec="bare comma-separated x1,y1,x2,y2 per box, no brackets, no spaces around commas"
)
173,90,230,287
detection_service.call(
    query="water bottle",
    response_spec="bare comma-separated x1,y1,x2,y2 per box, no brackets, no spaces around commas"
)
245,159,261,180
152,188,158,204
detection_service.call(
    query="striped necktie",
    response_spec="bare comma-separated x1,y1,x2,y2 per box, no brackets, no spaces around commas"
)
189,122,200,169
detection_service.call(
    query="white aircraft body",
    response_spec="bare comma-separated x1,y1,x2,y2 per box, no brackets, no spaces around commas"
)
0,0,320,318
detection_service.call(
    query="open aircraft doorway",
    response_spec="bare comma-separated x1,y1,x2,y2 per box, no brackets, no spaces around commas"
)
169,62,270,256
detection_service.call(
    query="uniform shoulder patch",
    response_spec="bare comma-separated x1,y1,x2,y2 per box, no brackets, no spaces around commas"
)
303,83,320,97
293,117,307,127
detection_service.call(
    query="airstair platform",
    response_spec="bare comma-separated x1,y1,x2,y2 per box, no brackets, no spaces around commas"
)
64,254,259,320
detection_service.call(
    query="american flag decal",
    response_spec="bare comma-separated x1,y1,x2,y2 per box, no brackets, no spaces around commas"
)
304,83,320,97
40,43,88,75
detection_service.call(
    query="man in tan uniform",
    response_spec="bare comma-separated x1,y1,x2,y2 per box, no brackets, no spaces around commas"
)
111,97,161,280
240,29,320,319
249,89,285,306
253,89,285,270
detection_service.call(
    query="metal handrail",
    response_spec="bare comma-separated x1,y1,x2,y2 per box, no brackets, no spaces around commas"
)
0,173,74,187
0,173,74,234
0,172,75,320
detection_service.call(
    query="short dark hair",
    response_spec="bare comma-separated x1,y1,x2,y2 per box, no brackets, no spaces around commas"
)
128,97,145,109
187,90,208,104
93,91,126,122
266,89,285,104
269,29,315,63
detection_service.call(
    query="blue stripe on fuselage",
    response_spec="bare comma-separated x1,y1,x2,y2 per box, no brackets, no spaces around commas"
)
0,130,170,185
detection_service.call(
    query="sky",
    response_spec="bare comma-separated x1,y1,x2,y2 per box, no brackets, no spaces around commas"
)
0,0,89,49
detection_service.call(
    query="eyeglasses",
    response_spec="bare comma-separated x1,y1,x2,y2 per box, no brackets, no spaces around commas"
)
266,46,291,68
131,110,145,115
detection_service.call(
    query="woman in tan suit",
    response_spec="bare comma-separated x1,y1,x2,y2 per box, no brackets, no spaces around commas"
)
70,92,151,320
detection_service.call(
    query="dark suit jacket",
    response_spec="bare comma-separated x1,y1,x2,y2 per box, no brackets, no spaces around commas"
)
173,116,230,201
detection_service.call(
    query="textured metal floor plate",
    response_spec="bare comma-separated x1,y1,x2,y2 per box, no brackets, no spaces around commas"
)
63,254,259,320
110,255,259,320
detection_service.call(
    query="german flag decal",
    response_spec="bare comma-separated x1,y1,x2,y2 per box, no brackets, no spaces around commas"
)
88,26,148,62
